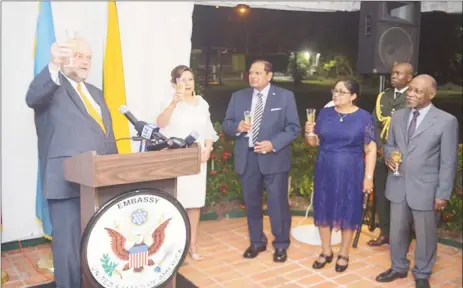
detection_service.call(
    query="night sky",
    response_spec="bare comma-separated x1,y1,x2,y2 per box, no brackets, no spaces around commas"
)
192,5,462,84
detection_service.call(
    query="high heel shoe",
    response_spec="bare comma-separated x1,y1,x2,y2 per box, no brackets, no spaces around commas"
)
189,248,203,261
335,255,349,272
312,252,333,269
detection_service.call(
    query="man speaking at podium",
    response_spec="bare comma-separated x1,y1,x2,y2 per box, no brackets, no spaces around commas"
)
26,37,118,288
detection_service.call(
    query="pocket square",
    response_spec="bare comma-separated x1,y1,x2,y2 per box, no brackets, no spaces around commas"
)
271,108,282,111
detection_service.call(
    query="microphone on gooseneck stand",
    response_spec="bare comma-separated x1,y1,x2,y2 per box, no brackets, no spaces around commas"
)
119,105,168,142
119,105,143,129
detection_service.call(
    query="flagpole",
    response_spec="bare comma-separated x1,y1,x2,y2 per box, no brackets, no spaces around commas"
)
1,270,8,285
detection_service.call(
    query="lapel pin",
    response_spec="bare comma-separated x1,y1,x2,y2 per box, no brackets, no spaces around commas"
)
272,92,275,95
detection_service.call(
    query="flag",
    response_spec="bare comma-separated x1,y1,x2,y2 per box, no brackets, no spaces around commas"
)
103,1,131,153
33,1,56,240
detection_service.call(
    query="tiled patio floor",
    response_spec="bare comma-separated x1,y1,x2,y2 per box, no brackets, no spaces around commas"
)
1,216,462,287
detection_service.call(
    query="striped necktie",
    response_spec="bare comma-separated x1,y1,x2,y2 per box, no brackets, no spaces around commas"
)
252,93,264,146
77,83,106,134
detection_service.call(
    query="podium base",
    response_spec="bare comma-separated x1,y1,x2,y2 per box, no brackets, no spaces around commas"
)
1,270,8,284
36,252,54,274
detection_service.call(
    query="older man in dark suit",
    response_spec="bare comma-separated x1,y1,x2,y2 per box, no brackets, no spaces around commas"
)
26,38,118,288
375,74,459,288
222,60,300,262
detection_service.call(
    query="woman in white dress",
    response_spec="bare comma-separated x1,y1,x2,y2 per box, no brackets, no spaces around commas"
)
156,65,218,260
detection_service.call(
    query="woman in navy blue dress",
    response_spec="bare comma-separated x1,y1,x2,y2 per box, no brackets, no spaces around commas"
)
305,79,377,272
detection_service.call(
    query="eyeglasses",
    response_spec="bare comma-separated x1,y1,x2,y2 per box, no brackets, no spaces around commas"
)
331,89,351,96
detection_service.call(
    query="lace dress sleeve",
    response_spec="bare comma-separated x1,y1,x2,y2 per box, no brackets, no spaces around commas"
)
364,115,376,145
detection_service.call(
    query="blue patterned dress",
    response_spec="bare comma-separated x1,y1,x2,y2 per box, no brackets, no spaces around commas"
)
313,107,376,230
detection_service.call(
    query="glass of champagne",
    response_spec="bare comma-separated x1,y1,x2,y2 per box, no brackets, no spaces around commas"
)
244,110,252,137
306,108,316,136
176,78,185,101
63,29,77,68
391,150,402,176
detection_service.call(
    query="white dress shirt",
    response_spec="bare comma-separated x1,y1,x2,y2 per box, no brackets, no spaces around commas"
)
48,65,102,117
394,86,408,99
247,83,271,147
408,103,432,131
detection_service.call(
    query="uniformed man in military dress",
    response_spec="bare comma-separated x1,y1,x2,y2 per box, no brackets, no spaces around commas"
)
368,62,414,247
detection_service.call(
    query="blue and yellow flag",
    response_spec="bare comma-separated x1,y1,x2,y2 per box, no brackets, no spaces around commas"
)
34,1,56,240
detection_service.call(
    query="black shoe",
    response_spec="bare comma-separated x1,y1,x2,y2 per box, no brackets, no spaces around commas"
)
273,249,287,263
415,279,430,288
376,268,408,282
243,245,266,259
367,235,389,247
312,252,334,269
335,255,349,273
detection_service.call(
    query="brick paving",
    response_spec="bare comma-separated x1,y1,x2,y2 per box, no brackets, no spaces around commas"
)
1,216,462,287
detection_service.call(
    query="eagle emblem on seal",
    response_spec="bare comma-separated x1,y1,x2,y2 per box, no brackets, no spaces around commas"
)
104,218,171,273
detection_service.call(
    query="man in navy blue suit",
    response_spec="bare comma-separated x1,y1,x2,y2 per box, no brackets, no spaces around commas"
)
222,60,301,262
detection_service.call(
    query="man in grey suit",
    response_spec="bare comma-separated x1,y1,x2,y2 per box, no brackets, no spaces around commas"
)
222,60,300,262
375,75,459,288
26,38,118,288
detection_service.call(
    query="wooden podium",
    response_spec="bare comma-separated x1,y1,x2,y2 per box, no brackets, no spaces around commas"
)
63,145,201,288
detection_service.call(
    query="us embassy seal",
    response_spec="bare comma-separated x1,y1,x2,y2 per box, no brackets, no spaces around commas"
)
81,188,190,288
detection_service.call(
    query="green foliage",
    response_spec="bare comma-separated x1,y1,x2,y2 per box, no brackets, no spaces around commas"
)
206,122,318,205
443,144,463,233
289,135,318,197
100,254,118,277
206,122,242,206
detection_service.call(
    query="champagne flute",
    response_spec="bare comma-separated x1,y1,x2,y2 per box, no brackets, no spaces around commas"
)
243,110,252,138
306,108,316,136
63,29,77,68
176,78,185,101
391,150,402,176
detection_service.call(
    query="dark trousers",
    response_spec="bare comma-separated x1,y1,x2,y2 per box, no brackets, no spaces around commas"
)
375,162,417,241
48,197,82,288
239,150,292,249
374,161,390,237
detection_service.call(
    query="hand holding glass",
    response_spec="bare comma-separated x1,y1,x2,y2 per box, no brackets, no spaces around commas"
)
306,108,316,136
391,150,402,176
243,110,252,137
175,78,185,101
63,29,77,68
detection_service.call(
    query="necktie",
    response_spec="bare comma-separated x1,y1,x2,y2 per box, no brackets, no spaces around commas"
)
407,110,420,141
395,91,401,99
77,83,106,134
252,93,264,146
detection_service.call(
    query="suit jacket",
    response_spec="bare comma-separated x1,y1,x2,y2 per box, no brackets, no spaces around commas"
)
222,84,301,175
26,66,118,199
384,104,459,210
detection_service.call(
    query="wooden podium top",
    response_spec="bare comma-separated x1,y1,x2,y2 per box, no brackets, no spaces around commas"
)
63,145,201,188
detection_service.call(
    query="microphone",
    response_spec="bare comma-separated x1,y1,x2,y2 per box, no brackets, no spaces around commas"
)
169,137,187,149
119,105,168,142
146,139,173,151
184,131,200,147
119,105,140,128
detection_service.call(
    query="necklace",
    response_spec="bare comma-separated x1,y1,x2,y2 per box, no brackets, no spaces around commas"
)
335,106,355,122
337,112,348,122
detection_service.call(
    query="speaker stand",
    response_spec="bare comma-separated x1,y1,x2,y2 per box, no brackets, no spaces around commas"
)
379,75,386,93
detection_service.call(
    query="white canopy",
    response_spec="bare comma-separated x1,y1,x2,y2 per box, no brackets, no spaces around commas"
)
197,1,462,14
